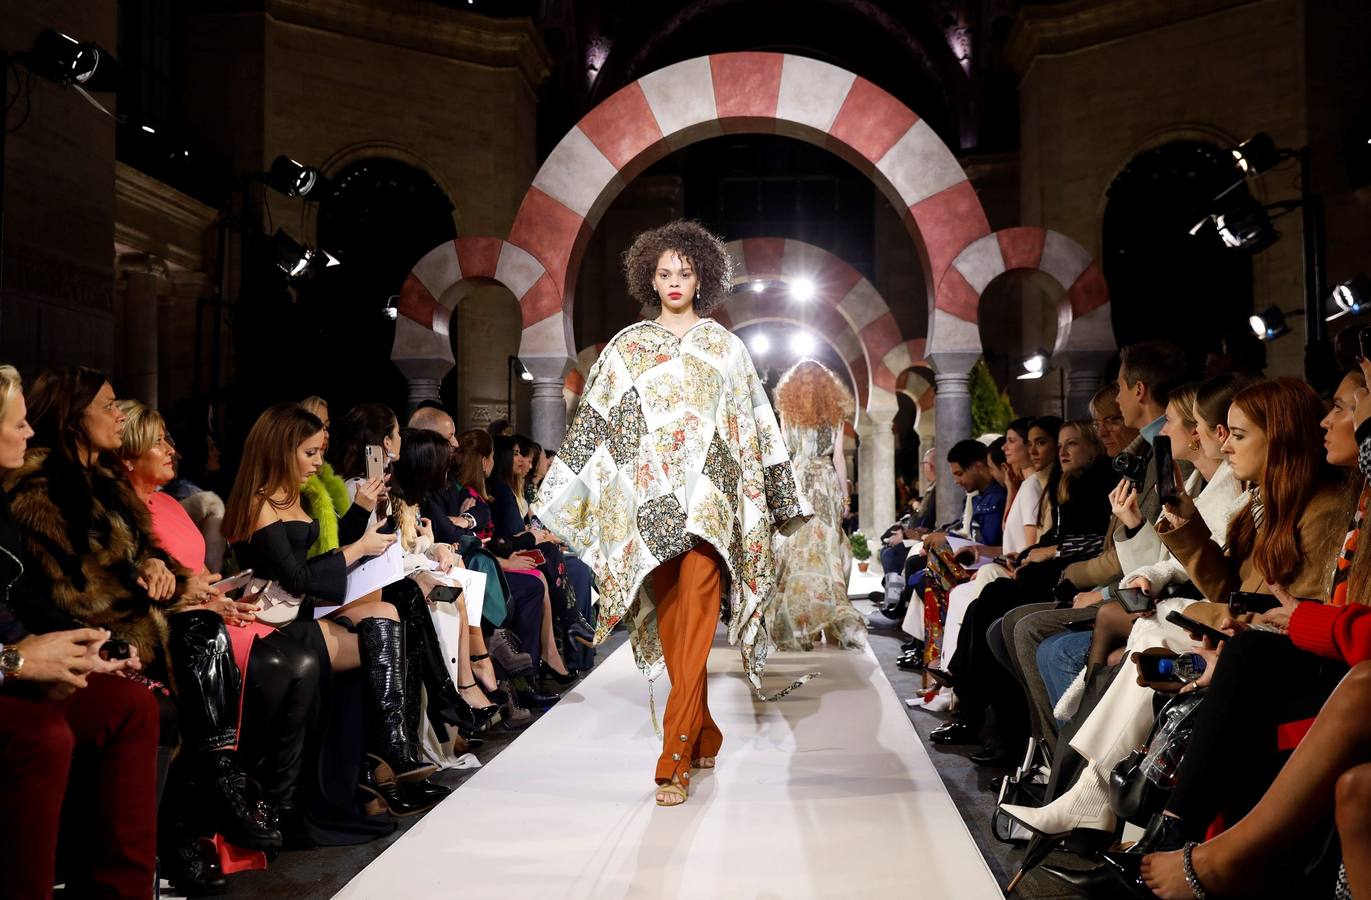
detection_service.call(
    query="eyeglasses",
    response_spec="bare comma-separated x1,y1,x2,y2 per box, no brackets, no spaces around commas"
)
1092,416,1125,430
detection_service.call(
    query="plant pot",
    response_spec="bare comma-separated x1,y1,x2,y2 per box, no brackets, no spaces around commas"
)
857,562,869,572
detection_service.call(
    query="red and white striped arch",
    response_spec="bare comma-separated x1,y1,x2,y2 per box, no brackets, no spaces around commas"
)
392,236,572,373
929,226,1112,355
507,51,991,366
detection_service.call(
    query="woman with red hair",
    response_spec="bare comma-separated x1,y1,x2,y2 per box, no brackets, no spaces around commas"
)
770,359,864,651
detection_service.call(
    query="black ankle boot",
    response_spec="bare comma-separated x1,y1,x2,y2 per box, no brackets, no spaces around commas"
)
165,835,228,896
357,618,439,783
201,752,282,849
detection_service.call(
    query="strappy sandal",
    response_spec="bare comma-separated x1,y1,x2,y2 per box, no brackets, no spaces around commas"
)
655,776,688,807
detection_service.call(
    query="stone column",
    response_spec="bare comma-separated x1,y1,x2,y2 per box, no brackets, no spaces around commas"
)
928,351,980,526
406,375,443,412
391,314,454,418
856,407,896,535
1063,350,1115,419
529,375,567,450
523,354,575,450
117,254,169,407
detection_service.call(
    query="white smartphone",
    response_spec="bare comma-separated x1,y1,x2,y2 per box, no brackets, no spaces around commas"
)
364,444,386,482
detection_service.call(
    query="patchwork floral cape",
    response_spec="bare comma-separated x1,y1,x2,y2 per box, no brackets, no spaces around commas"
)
534,318,809,696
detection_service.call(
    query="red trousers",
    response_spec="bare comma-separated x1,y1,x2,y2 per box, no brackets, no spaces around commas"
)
652,544,724,785
0,673,160,899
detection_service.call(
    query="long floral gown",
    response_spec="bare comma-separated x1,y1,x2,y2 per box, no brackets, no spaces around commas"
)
770,421,866,650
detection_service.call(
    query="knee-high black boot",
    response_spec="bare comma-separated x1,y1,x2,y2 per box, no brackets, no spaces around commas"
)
387,579,492,734
167,610,281,850
356,618,438,783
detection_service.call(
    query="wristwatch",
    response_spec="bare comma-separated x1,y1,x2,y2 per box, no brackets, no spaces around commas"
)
0,644,24,680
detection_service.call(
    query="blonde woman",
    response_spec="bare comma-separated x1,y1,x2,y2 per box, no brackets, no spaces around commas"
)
769,359,865,651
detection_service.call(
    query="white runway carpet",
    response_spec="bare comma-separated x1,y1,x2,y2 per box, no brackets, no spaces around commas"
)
335,631,1000,900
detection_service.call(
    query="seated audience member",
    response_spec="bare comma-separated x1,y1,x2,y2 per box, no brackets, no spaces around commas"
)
299,395,355,557
164,399,229,572
225,403,448,827
0,363,159,899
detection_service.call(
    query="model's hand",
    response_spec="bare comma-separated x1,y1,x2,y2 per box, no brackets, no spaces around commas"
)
1073,591,1103,609
459,497,477,515
351,476,389,513
1160,462,1196,527
354,519,397,559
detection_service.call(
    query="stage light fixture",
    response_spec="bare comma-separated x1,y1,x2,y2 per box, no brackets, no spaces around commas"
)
265,155,328,199
1017,352,1049,380
1203,193,1279,254
790,278,815,302
1328,275,1371,322
384,295,399,321
790,331,815,354
1249,306,1290,342
271,230,339,279
751,280,766,293
23,28,120,92
1231,133,1281,176
750,333,771,354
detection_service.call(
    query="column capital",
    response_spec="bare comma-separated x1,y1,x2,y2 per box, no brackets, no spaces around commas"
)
116,253,170,280
927,351,980,378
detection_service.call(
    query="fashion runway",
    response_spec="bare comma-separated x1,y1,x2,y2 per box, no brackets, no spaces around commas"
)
334,630,998,900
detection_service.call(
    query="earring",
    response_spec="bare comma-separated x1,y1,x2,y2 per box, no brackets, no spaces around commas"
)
124,461,134,471
1188,441,1201,452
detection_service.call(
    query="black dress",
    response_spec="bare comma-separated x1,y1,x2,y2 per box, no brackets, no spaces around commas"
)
234,519,393,847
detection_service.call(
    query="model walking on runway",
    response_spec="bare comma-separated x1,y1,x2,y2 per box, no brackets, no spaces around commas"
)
770,360,866,651
535,220,809,807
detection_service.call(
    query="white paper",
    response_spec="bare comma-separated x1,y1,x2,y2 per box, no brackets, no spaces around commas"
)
902,539,924,553
342,541,406,603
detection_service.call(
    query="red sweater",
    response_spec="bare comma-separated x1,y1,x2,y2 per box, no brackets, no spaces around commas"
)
1289,602,1371,666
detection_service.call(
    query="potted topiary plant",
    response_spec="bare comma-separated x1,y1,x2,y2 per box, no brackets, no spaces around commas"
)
850,532,872,572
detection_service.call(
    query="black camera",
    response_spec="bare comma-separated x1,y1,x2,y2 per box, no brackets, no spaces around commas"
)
1112,451,1147,487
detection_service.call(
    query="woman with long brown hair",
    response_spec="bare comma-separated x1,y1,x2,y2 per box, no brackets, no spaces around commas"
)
769,359,864,651
225,403,448,829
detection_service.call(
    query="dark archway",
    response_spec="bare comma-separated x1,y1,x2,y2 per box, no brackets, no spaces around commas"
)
1103,141,1255,368
311,158,457,416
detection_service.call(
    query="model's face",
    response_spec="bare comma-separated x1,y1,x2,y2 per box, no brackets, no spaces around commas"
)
131,427,177,487
483,452,494,477
82,382,127,455
1058,427,1096,474
314,405,330,452
514,450,532,477
1160,400,1198,463
1322,374,1362,468
654,250,698,315
1222,404,1268,483
922,456,936,484
1003,429,1030,470
535,452,551,481
1027,426,1058,470
0,392,34,470
295,430,326,485
1090,400,1132,457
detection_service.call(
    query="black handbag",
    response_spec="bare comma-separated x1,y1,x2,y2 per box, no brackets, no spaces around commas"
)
1108,692,1204,822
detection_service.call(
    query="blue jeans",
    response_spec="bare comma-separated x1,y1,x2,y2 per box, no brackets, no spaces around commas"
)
1037,630,1091,717
880,544,909,577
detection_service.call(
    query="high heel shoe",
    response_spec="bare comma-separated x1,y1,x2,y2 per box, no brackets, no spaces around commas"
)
540,659,578,686
999,767,1118,837
567,618,595,648
357,618,440,783
457,682,501,725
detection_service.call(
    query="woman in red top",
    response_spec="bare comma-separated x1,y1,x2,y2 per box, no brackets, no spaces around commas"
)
1142,365,1371,898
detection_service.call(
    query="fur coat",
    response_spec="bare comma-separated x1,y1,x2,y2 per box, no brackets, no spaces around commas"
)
3,447,192,666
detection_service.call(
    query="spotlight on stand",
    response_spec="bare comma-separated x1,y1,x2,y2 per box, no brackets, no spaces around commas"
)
22,28,120,92
1231,132,1281,176
1328,275,1371,322
1190,192,1279,255
271,230,339,280
789,331,815,354
265,155,328,199
1249,306,1291,342
750,280,766,293
1017,351,1049,380
750,333,770,354
384,295,399,321
790,278,816,302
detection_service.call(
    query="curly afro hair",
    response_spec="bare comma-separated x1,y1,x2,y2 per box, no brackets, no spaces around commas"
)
621,220,733,315
774,359,854,429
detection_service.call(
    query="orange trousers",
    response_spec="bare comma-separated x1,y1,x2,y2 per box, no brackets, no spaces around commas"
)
652,543,724,785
